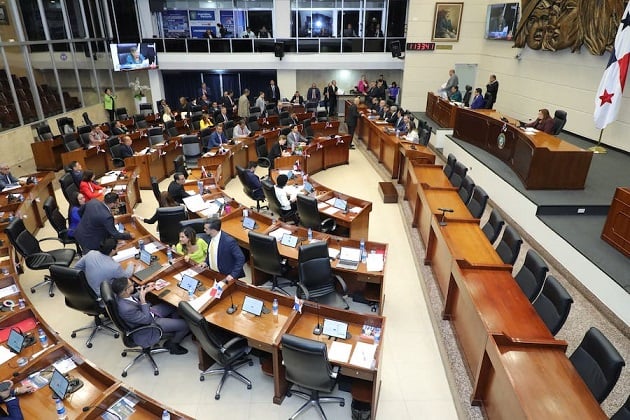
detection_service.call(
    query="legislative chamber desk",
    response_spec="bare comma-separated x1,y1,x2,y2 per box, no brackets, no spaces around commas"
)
61,146,110,178
453,108,593,189
601,187,630,257
31,136,65,171
0,172,55,233
98,166,142,213
425,91,458,128
273,134,350,176
396,141,436,181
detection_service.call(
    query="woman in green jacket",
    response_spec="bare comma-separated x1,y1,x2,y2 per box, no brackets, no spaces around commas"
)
103,88,116,121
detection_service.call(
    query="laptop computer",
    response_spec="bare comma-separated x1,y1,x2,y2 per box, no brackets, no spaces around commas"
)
280,233,299,248
242,295,264,316
49,368,70,400
178,274,199,295
336,247,361,270
7,329,24,354
134,251,162,281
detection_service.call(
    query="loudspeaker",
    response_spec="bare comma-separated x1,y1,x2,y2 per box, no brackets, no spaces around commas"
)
274,42,285,59
390,41,402,58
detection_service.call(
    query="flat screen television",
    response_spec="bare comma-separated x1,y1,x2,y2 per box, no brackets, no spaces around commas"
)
110,43,158,71
485,3,519,40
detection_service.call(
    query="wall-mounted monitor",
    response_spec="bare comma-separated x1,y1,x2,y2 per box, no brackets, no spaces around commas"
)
110,43,158,71
485,3,519,40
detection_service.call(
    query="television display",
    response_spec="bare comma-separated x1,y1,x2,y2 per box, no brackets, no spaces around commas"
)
110,43,158,71
485,3,519,40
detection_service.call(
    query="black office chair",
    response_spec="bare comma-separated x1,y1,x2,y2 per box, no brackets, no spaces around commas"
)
255,136,271,169
43,196,81,256
82,112,93,126
77,124,91,136
279,111,290,119
182,135,202,167
50,265,119,348
78,132,92,148
59,172,78,203
248,231,292,295
297,255,348,310
611,395,630,420
265,103,277,115
457,175,475,205
134,114,148,129
150,176,161,204
296,194,336,233
552,110,567,135
495,225,522,265
4,218,76,297
443,153,456,179
462,85,472,107
235,165,267,211
56,116,75,135
419,127,431,146
106,136,120,149
483,92,494,109
261,179,297,223
178,219,211,244
115,107,128,120
467,186,489,219
316,110,328,122
100,282,169,377
249,106,261,118
224,120,235,130
481,208,505,245
532,275,573,335
569,327,625,403
156,207,188,245
139,103,153,117
173,154,188,179
109,144,126,168
249,120,260,132
199,127,213,151
281,334,345,419
178,301,253,400
449,161,468,188
63,133,82,152
513,249,548,302
37,124,56,141
148,126,164,146
297,242,329,265
280,117,292,126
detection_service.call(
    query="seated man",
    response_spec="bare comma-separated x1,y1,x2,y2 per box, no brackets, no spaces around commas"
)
289,113,300,126
470,88,485,109
119,135,135,158
290,91,304,106
167,172,187,204
208,124,228,148
233,119,251,138
268,135,289,168
111,120,128,135
274,174,297,212
243,161,264,200
448,85,463,102
69,160,84,187
0,163,22,190
286,125,308,149
111,277,189,355
74,238,135,297
200,218,245,282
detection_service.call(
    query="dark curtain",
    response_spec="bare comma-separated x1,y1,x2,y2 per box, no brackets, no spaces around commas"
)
203,73,222,102
239,70,276,103
162,72,201,111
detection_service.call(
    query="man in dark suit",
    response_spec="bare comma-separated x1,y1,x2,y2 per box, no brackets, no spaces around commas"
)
198,82,209,99
267,80,281,104
119,136,135,158
74,192,132,252
219,91,235,118
306,83,321,104
167,172,187,204
69,161,84,187
0,164,21,190
208,124,228,148
201,218,245,281
243,161,264,200
216,106,230,124
111,120,128,135
111,277,189,354
268,135,287,169
486,74,499,108
346,96,360,149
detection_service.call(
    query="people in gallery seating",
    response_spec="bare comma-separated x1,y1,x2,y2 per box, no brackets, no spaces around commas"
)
524,108,555,133
470,88,486,109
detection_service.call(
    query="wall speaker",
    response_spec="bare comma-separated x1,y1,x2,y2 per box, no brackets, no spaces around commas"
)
390,41,402,58
274,42,285,59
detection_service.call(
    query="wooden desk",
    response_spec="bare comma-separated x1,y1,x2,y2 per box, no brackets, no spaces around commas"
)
472,334,605,419
356,115,407,178
310,121,340,137
125,150,167,189
453,108,593,189
99,166,141,213
416,187,476,244
61,147,109,178
425,91,458,128
601,187,630,257
273,135,350,176
31,137,65,171
404,163,454,221
397,141,436,182
0,172,55,233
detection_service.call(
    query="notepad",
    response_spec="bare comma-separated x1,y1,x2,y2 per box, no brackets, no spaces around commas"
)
183,195,209,212
328,341,353,363
366,253,384,272
349,342,378,369
113,247,139,263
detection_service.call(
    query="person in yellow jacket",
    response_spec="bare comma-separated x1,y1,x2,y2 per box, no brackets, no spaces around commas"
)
103,88,116,121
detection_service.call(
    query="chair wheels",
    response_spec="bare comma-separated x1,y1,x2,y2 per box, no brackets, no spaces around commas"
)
114,333,120,339
122,371,127,378
215,394,220,400
86,343,93,349
248,360,254,366
287,391,292,397
71,332,76,338
153,370,159,376
121,351,127,357
30,288,35,293
49,292,54,297
199,376,204,381
340,402,345,407
247,384,252,390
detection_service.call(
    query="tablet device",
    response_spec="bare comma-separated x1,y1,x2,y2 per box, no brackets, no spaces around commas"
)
49,368,69,400
7,329,24,354
242,217,256,230
322,319,348,339
242,295,264,316
178,274,199,295
333,198,347,211
287,170,294,180
303,181,314,194
140,249,152,265
280,234,298,248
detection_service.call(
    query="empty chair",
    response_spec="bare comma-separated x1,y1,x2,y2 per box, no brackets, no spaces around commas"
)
50,265,119,348
552,110,567,135
467,186,489,219
178,301,252,400
297,254,348,310
611,395,630,420
156,207,188,245
182,135,202,166
449,161,468,188
63,133,82,152
173,154,188,179
199,127,213,151
569,327,625,403
297,241,329,265
148,126,165,146
59,172,78,203
281,334,345,420
279,111,290,119
296,194,336,233
139,103,153,116
316,110,328,122
495,225,522,265
43,196,81,255
483,92,494,109
457,175,475,204
514,249,548,302
419,126,431,146
134,114,148,129
532,275,573,335
150,176,161,204
56,116,75,134
82,112,93,126
249,106,261,118
443,153,456,178
37,124,55,141
462,85,472,107
481,208,505,245
248,231,292,295
235,165,267,211
249,120,260,132
261,179,297,222
115,107,128,120
255,136,271,169
265,103,276,115
106,136,120,149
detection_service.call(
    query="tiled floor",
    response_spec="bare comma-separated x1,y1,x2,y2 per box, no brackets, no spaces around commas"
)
21,146,458,419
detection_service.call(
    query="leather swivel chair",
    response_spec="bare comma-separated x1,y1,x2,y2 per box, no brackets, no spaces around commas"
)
50,265,119,348
449,161,468,188
236,165,267,211
249,120,260,132
156,207,188,245
611,395,630,420
317,110,328,122
261,179,297,223
532,275,573,335
248,231,292,295
173,154,188,179
178,301,253,400
255,136,271,169
100,282,168,377
495,225,522,265
115,107,128,120
59,172,79,204
106,136,120,149
281,334,345,420
514,249,548,302
43,196,81,256
296,194,335,233
462,85,472,107
199,128,213,152
569,327,625,403
56,116,74,135
139,103,153,117
109,144,126,168
37,124,56,141
148,126,165,146
457,175,475,205
63,133,82,152
249,106,261,118
150,176,161,204
134,114,149,129
5,218,76,297
178,219,211,244
182,135,202,166
467,186,489,219
552,110,567,135
298,242,329,265
443,153,456,179
297,256,348,310
481,208,505,245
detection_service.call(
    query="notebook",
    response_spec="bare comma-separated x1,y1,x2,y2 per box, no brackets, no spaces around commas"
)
336,247,361,270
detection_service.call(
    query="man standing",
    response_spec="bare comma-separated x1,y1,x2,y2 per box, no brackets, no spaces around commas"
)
325,80,338,116
307,83,321,104
267,80,281,105
443,69,459,94
167,172,187,204
74,192,132,252
201,218,245,282
198,82,208,98
75,237,135,297
255,91,266,113
346,97,361,149
238,89,250,119
486,74,499,108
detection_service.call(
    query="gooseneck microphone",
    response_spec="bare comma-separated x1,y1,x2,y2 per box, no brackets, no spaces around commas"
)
313,301,322,336
437,207,454,226
226,294,238,315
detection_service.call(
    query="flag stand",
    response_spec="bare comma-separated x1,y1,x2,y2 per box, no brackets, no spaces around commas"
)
589,129,607,154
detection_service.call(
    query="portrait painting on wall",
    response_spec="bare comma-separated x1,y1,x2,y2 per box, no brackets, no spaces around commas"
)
432,3,464,42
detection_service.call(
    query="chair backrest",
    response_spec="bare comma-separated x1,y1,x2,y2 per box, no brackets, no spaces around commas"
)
56,116,74,134
182,135,201,158
297,241,329,265
106,137,120,148
178,220,211,244
115,107,128,119
457,175,475,204
483,92,493,109
50,266,102,315
109,144,125,166
443,153,456,178
449,161,468,188
261,179,283,216
59,173,76,201
63,133,82,152
495,225,522,265
173,155,188,178
236,165,256,199
77,124,91,135
419,128,430,146
149,134,165,146
4,218,42,258
279,111,290,119
296,194,322,230
147,126,163,137
611,395,630,420
139,103,153,116
37,125,54,141
467,186,489,219
298,257,337,300
156,206,188,245
569,327,625,403
249,120,260,132
514,249,548,302
150,176,161,203
248,230,283,276
100,281,137,348
482,208,504,245
281,334,336,392
256,136,268,158
552,110,567,135
532,275,573,335
43,196,68,234
82,112,93,126
462,87,472,107
79,132,92,148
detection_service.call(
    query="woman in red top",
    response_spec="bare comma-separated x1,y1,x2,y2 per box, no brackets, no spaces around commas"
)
79,170,103,201
524,108,555,134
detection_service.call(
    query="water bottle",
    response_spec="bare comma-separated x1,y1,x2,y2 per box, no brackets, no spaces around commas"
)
18,298,25,309
243,209,249,218
38,327,49,348
118,222,124,233
307,228,313,242
197,180,204,195
272,298,278,316
360,239,366,263
55,397,68,419
161,410,171,420
138,239,144,252
189,289,195,301
8,213,14,222
32,176,38,185
374,328,381,345
166,246,173,264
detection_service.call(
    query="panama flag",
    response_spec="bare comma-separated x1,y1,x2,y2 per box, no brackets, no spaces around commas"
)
594,4,630,129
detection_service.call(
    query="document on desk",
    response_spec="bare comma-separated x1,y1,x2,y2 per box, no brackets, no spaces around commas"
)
322,207,339,216
113,247,139,263
183,195,210,212
325,198,337,207
189,288,214,312
269,227,293,240
143,241,164,254
328,341,353,364
317,202,328,210
349,342,378,369
349,206,361,214
53,357,77,375
0,345,16,365
99,174,118,185
0,284,19,299
366,253,384,272
173,268,200,281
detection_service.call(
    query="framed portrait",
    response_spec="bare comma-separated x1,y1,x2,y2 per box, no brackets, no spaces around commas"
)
0,5,8,25
432,3,464,42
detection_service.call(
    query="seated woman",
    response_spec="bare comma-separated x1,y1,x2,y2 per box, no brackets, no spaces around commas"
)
143,192,179,224
67,191,85,238
89,126,108,146
274,174,297,212
175,227,208,264
200,111,214,130
524,108,555,134
233,119,251,138
290,91,304,106
79,170,104,201
162,105,175,123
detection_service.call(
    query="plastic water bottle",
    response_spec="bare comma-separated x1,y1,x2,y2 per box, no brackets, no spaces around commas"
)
197,180,204,195
55,397,68,419
166,246,173,264
272,298,278,316
395,129,400,137
243,209,249,218
38,327,49,348
307,228,313,242
360,239,366,263
189,289,195,301
118,222,124,233
161,410,171,420
32,176,38,185
374,328,381,345
138,239,144,252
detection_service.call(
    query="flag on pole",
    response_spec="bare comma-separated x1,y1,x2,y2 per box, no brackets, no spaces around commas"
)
594,4,630,129
293,295,303,313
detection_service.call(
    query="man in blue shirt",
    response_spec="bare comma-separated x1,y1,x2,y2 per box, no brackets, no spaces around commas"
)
0,380,35,420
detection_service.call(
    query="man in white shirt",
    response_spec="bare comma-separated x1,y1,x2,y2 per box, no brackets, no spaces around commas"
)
274,174,297,212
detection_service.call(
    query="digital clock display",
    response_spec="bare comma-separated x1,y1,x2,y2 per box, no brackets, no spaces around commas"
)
406,42,436,51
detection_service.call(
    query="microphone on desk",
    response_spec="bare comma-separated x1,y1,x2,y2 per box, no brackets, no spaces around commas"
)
313,301,322,336
82,405,123,420
437,207,454,226
226,294,238,315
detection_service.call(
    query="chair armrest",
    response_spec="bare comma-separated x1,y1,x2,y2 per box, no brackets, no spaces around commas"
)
126,323,163,339
219,336,248,354
39,237,65,245
257,157,271,168
25,253,56,266
331,365,340,379
296,283,310,300
333,274,348,294
320,217,336,232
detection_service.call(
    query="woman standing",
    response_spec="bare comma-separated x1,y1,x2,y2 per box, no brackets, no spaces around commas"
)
103,88,116,121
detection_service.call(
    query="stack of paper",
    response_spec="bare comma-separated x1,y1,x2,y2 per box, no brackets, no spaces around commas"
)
0,285,19,299
183,195,210,212
99,174,118,184
366,253,384,272
328,342,353,363
269,227,292,240
113,247,139,263
349,342,378,369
